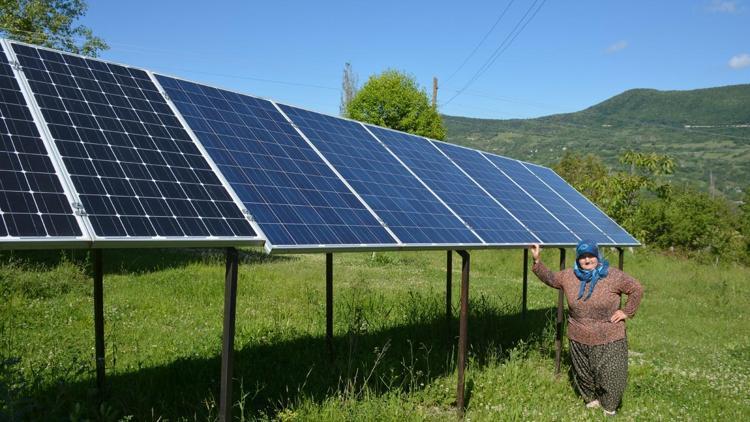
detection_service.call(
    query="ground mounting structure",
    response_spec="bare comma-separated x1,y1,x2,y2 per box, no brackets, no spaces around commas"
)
0,39,639,419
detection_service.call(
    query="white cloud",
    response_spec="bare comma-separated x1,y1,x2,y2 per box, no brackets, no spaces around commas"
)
729,53,750,69
708,0,739,13
605,40,628,54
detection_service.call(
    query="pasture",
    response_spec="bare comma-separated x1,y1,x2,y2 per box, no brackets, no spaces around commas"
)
1,248,748,420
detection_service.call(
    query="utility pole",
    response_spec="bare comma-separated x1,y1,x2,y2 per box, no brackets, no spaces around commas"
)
432,77,438,109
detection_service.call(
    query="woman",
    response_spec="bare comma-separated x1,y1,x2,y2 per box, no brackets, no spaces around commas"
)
530,240,643,416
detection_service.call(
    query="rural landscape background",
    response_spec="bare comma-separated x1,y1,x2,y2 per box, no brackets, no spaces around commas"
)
2,0,750,420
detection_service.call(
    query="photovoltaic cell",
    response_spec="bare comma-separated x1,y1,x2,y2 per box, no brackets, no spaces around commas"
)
156,75,395,247
278,105,480,245
435,142,576,244
482,153,612,244
0,43,81,238
11,42,255,239
524,163,639,245
367,126,537,244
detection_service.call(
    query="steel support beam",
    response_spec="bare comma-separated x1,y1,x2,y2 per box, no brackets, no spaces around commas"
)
219,247,239,422
455,250,470,416
446,250,452,320
522,248,528,318
617,247,624,270
326,252,334,358
555,248,566,376
92,249,105,397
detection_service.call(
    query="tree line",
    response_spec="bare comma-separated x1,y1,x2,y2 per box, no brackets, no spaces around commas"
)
554,151,750,264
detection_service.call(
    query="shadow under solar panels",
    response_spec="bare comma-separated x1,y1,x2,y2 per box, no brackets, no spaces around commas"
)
434,141,577,245
156,74,396,251
0,41,85,246
278,104,482,246
10,41,258,244
367,125,538,245
524,162,639,246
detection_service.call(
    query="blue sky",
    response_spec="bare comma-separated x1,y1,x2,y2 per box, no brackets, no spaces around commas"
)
82,0,749,120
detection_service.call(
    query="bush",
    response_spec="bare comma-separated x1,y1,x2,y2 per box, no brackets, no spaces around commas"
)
631,187,742,262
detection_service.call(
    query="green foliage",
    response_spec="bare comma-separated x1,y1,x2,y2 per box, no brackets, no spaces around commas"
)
554,151,674,230
443,84,750,200
735,188,750,260
633,187,743,262
347,70,446,140
0,0,108,56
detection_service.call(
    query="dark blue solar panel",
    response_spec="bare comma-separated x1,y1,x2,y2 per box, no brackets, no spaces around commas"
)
156,75,395,247
368,126,537,244
435,142,576,244
0,43,81,238
279,105,480,245
524,163,638,245
482,153,612,244
12,42,255,239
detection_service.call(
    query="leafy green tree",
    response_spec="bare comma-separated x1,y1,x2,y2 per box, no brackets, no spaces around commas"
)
554,150,674,233
633,187,742,261
0,0,108,56
347,69,446,140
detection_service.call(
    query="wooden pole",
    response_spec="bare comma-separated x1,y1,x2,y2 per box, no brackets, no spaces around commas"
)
446,250,452,320
456,250,470,416
326,252,334,358
555,248,566,376
522,248,528,318
92,249,105,397
219,247,239,422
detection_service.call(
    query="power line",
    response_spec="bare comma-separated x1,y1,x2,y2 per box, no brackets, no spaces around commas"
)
443,0,517,84
442,0,548,107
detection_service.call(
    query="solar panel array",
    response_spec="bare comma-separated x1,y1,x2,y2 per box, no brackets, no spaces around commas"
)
0,42,83,240
0,39,639,251
8,40,258,244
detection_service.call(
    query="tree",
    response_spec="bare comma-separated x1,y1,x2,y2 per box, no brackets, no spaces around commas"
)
554,150,674,231
0,0,108,57
346,69,446,140
339,62,358,117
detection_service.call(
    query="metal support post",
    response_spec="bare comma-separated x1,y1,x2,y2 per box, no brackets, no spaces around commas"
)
522,248,528,318
617,247,624,270
555,248,566,376
92,249,105,397
446,250,452,320
219,247,239,422
455,250,470,416
326,252,334,358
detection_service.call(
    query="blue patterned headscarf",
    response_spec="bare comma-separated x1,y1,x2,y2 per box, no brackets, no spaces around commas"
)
573,240,609,301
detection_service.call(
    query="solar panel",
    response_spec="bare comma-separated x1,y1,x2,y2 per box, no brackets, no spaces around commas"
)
10,41,257,242
434,141,577,244
278,105,481,245
155,75,396,249
367,126,538,244
482,153,613,244
524,162,639,245
0,41,84,242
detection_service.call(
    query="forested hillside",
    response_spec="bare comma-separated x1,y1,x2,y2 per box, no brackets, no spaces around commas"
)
443,84,750,199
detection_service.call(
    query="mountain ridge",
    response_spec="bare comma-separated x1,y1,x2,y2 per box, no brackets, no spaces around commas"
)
442,84,750,199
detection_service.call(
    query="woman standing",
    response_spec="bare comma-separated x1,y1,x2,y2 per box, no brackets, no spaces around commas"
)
530,240,643,416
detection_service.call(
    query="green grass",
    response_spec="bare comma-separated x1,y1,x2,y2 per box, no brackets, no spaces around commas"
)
1,248,749,420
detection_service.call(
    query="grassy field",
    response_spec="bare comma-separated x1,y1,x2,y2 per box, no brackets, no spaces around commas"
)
1,247,749,420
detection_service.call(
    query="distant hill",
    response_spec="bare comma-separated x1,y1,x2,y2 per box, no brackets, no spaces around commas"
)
443,84,750,200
